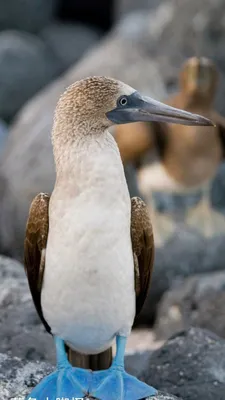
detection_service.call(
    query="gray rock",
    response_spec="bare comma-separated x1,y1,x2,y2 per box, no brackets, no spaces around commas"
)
142,328,225,400
126,350,153,378
0,352,53,399
0,351,180,400
40,22,102,71
115,1,162,22
137,230,225,324
0,255,55,363
154,271,225,340
0,0,56,33
0,119,8,153
0,31,60,121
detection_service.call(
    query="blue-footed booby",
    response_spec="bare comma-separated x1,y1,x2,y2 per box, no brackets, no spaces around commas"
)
24,76,213,400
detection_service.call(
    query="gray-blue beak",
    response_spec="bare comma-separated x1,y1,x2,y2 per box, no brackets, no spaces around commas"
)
106,91,214,126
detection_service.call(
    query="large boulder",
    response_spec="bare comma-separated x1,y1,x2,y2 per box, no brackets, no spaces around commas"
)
141,328,225,400
0,119,8,154
57,0,114,32
0,255,55,363
0,0,56,33
40,22,102,71
137,229,225,324
115,0,159,18
154,271,225,340
0,31,60,121
0,4,166,260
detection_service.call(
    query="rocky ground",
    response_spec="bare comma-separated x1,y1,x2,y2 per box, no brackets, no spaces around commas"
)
2,327,225,400
154,271,225,341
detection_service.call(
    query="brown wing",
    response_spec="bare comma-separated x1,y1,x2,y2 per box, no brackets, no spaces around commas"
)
24,192,51,333
130,197,155,317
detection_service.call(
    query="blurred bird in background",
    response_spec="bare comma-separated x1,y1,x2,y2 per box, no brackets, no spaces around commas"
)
115,57,225,246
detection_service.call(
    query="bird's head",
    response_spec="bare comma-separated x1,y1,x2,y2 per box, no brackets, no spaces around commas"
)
53,76,214,140
179,57,218,101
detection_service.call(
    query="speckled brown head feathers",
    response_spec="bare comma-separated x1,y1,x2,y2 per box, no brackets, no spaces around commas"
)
179,57,218,99
53,76,133,141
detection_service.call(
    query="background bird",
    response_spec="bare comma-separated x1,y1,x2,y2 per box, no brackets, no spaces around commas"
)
115,57,225,245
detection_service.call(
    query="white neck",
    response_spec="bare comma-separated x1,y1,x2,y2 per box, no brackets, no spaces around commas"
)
52,130,128,200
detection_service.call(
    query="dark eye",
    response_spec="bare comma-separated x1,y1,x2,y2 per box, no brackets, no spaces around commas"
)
119,96,128,106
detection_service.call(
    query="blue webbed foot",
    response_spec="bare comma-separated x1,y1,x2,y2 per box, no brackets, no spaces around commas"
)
90,366,157,400
26,336,93,400
26,335,157,400
26,366,92,400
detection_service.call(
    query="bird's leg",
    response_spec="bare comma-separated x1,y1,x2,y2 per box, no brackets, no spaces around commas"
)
26,336,92,400
90,335,157,400
55,336,71,369
112,335,127,368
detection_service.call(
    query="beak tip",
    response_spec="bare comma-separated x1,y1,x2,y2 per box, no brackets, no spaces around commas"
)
199,117,215,127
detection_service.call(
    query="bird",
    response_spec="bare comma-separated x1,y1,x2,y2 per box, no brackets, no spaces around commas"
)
115,57,225,244
24,76,213,400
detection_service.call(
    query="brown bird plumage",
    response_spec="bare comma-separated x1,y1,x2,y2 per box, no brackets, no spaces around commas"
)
24,193,154,369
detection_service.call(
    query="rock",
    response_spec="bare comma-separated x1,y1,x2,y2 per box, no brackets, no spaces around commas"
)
115,0,159,19
137,229,225,324
0,5,166,261
0,352,180,400
0,255,55,363
0,0,56,33
0,119,8,153
141,328,225,400
0,31,60,121
154,271,225,340
40,22,102,71
125,350,153,378
58,0,114,32
0,352,53,399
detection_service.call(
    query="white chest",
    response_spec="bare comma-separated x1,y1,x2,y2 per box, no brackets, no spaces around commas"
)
41,134,136,353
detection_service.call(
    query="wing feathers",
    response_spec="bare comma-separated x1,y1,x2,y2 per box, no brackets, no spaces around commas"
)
131,197,154,317
24,193,51,333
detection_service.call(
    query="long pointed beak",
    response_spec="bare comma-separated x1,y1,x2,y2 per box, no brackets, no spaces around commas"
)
106,92,215,126
136,96,214,126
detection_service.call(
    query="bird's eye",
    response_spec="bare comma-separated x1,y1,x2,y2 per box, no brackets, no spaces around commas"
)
119,96,128,106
